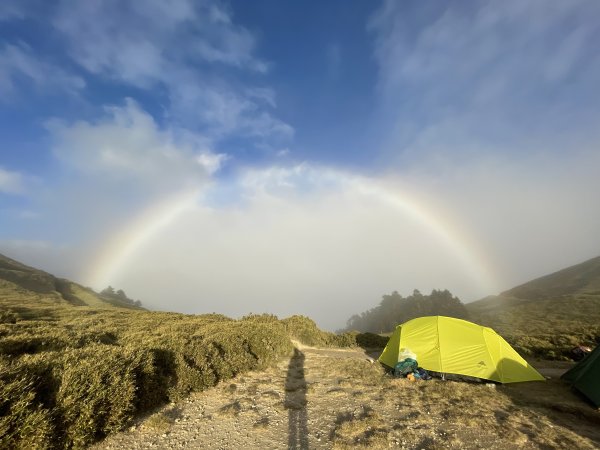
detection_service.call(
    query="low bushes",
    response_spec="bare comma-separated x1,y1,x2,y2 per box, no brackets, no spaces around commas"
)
350,331,390,349
0,356,56,450
0,310,17,324
281,315,389,349
282,315,355,347
0,306,384,448
506,328,600,360
0,309,295,449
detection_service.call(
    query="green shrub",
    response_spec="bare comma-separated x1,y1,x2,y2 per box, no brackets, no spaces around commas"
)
282,315,355,347
0,307,297,449
0,310,17,324
0,357,55,450
350,331,389,349
0,307,377,448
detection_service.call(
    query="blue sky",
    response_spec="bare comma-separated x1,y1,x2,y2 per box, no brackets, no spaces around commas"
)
1,0,600,328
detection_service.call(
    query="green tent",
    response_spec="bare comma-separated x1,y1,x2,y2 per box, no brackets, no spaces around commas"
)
379,316,544,383
561,345,600,407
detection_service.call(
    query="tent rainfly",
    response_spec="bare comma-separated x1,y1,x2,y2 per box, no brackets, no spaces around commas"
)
561,345,600,407
378,316,545,383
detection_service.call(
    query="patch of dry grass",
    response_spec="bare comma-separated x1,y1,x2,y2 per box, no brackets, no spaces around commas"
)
330,406,389,449
144,412,173,432
303,350,599,449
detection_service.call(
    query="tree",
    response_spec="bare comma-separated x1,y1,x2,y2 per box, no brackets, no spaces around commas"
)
99,286,143,307
342,289,470,333
100,286,115,296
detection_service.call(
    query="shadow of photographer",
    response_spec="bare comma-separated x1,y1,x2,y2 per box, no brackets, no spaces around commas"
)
285,348,309,449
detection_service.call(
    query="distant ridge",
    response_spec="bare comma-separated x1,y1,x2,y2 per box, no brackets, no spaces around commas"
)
0,252,143,310
466,255,600,358
501,255,600,300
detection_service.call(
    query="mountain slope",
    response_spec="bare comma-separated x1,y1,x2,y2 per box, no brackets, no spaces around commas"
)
467,255,600,322
467,256,600,359
0,252,143,311
501,255,600,299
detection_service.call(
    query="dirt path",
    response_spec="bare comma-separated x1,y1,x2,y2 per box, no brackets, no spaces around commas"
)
92,347,600,449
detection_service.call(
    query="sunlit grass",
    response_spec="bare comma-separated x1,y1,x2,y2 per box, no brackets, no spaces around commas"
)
0,279,379,449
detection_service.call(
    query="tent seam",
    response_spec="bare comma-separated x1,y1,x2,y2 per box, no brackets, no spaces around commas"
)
436,316,442,372
482,328,499,382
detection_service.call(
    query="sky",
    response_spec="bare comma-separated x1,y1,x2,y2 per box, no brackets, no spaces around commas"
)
1,0,599,330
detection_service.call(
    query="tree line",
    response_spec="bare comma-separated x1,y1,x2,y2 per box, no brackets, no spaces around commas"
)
100,286,142,307
342,289,470,333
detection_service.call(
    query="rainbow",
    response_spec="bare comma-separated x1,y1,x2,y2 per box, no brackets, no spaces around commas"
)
351,177,497,294
85,188,201,290
85,168,499,296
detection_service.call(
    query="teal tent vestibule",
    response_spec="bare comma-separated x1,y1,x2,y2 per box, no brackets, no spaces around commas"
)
562,345,600,407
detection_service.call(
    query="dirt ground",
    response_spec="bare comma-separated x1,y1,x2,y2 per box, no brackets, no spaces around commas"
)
92,345,600,449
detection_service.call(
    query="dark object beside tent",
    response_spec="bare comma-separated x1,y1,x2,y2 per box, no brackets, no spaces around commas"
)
570,345,592,361
561,345,600,407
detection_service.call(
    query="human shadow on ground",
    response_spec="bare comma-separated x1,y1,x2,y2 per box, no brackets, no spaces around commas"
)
286,348,308,450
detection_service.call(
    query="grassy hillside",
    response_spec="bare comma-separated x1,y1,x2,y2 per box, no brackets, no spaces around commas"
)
467,256,600,360
501,255,600,299
0,252,142,310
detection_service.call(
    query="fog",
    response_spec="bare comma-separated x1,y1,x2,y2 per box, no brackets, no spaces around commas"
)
4,152,599,330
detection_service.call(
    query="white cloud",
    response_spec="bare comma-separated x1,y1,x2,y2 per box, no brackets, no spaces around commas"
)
370,1,598,93
0,42,85,97
171,80,294,141
0,1,292,154
49,0,291,147
52,0,267,84
0,166,25,194
47,99,224,189
368,0,600,162
245,87,277,108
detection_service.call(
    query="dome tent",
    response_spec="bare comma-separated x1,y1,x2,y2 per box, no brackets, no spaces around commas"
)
561,345,600,407
378,316,545,383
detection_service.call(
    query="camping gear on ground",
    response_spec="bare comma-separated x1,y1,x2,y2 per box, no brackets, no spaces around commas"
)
378,316,545,383
391,352,431,381
393,358,418,377
571,345,592,361
416,368,431,380
561,345,600,407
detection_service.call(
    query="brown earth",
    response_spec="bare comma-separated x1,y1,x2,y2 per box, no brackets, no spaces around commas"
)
92,345,600,450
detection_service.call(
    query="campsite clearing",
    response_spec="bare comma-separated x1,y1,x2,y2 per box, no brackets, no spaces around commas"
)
93,345,600,449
